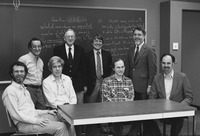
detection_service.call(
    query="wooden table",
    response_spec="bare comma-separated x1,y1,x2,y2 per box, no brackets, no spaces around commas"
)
58,99,196,135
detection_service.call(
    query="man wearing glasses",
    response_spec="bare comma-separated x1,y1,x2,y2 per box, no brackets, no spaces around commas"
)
18,38,46,110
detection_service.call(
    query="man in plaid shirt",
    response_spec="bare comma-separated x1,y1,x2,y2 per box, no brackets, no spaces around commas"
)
101,58,134,136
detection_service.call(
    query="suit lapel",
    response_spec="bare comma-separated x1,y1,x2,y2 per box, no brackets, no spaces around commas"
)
170,73,178,99
91,50,96,73
159,74,166,98
131,45,137,65
71,45,77,66
134,44,146,65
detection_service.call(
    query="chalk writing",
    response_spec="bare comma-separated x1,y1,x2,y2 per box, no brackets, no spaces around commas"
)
40,14,145,60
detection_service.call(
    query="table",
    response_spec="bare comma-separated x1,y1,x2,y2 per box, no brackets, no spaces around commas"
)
58,99,196,135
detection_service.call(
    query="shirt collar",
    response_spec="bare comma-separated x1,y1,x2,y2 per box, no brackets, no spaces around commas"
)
93,49,102,54
28,52,38,60
112,74,126,81
164,69,174,79
50,74,65,82
136,41,144,49
65,43,74,50
11,81,26,90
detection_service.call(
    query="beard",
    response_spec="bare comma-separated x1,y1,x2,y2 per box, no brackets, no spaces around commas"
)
13,75,25,84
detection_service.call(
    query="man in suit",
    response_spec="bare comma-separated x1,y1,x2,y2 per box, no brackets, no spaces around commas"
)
85,34,112,136
125,27,157,100
53,28,87,136
85,34,112,103
149,53,193,136
125,27,157,135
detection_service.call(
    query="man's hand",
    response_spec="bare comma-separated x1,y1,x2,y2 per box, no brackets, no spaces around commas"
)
147,86,151,95
48,110,57,115
36,118,49,127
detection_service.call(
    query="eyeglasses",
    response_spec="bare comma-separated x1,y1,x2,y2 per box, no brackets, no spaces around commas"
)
32,45,42,49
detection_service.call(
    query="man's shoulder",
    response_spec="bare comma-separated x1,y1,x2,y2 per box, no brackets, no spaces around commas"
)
74,44,84,51
103,75,114,82
2,84,16,97
102,49,111,56
18,53,29,61
174,72,187,78
54,44,64,49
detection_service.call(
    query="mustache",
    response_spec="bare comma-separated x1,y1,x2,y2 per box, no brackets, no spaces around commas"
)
164,66,170,69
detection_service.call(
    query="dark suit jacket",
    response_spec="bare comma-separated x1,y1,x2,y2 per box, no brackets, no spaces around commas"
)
53,44,86,93
125,44,157,93
149,72,193,105
85,49,112,96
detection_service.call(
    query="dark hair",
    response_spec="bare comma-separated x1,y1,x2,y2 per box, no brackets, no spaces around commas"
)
93,34,104,43
160,53,175,63
133,27,146,36
28,38,43,50
111,58,124,68
9,61,28,78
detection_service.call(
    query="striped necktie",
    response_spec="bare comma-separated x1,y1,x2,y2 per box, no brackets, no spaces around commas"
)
96,51,101,79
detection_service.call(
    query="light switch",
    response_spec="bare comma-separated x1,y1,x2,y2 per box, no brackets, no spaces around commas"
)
173,43,179,50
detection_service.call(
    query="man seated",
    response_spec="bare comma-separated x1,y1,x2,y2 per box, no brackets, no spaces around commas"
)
2,61,70,136
149,53,193,136
101,58,134,136
43,56,77,109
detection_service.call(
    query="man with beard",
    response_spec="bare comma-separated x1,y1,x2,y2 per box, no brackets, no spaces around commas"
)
2,61,70,136
125,27,157,135
18,38,46,110
101,58,134,136
149,53,193,136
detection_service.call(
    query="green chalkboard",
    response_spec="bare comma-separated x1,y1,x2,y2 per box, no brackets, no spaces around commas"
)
0,4,146,81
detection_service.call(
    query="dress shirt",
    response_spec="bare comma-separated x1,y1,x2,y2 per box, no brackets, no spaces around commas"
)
135,41,144,53
43,74,77,108
2,81,48,125
18,52,43,85
102,74,134,102
93,49,103,75
65,43,74,59
164,70,174,100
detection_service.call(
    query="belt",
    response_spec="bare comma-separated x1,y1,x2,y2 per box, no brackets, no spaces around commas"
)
24,84,42,89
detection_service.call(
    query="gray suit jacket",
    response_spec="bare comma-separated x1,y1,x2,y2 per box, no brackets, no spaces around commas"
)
149,72,193,105
125,44,157,93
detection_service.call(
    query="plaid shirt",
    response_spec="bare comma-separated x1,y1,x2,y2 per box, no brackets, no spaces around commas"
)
102,74,134,102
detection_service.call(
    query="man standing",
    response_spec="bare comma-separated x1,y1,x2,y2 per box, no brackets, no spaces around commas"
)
125,27,157,100
125,27,157,135
53,29,86,136
102,58,134,136
149,53,193,136
85,34,112,103
18,38,46,110
2,61,69,136
84,34,112,136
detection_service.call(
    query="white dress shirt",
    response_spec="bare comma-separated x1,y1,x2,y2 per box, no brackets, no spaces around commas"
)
164,70,174,100
18,52,43,85
2,81,48,125
43,74,77,108
65,44,74,59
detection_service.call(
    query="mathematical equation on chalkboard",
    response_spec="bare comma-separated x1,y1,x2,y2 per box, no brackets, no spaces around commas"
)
40,16,144,59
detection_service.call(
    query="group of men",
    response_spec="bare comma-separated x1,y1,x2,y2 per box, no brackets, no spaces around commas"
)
2,27,193,136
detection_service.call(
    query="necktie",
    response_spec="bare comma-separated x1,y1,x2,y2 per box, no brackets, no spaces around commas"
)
96,51,101,79
134,46,139,63
68,47,72,63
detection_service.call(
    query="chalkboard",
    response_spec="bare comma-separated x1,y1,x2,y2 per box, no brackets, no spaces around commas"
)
0,4,146,81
